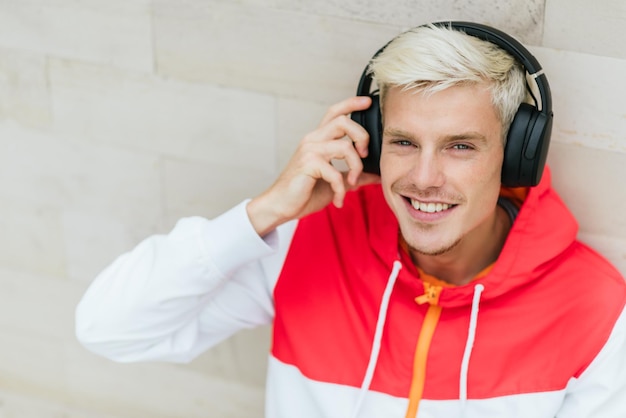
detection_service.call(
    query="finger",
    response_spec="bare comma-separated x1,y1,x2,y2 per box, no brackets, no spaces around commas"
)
310,139,363,188
322,165,347,208
318,96,372,127
342,142,364,186
302,136,361,166
306,159,346,208
301,128,367,187
325,114,371,159
305,114,370,158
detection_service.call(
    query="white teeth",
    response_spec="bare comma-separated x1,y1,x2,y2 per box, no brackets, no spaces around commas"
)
411,199,451,213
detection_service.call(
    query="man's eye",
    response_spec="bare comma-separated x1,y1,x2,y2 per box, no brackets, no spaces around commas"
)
451,143,472,150
393,140,413,146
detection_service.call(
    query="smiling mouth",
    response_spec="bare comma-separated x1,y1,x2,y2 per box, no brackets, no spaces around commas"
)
408,198,457,213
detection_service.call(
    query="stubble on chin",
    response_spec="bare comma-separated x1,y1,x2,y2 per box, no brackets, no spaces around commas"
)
399,218,463,258
406,236,462,257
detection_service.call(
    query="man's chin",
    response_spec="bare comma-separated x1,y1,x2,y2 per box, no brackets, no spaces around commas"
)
403,235,462,258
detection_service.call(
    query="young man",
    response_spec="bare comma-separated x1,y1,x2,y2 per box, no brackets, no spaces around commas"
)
76,23,626,417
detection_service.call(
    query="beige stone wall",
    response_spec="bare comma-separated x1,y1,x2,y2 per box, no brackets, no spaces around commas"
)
0,0,624,416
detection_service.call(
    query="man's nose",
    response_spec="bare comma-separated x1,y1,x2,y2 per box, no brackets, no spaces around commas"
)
408,151,445,190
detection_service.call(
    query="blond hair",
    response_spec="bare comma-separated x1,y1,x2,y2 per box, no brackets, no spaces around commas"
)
369,24,528,141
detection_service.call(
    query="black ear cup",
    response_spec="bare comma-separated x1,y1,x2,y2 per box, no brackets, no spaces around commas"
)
352,21,553,187
351,92,382,175
502,103,553,187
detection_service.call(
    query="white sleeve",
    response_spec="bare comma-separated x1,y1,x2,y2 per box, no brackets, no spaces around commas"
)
75,200,297,364
556,305,626,417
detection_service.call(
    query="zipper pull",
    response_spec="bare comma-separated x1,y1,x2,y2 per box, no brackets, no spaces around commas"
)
415,282,442,305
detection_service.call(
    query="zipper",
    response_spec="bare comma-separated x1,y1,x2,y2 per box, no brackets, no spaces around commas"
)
405,282,443,418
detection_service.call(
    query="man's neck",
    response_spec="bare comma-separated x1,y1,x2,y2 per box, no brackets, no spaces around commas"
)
409,205,512,286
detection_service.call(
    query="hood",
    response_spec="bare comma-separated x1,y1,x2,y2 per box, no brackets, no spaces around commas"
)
366,166,579,309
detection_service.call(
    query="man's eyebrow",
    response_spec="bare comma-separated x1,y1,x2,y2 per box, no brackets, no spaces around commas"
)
383,128,488,142
383,128,415,139
446,132,488,142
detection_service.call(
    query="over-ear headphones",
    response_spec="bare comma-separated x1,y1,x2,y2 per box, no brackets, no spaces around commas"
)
351,21,553,187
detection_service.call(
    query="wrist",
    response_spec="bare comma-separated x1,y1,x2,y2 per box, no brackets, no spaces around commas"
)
246,193,289,237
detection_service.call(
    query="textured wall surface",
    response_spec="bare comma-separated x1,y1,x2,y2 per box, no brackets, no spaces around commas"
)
0,0,624,416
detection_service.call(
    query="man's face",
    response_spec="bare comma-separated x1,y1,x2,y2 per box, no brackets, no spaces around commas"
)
380,84,504,257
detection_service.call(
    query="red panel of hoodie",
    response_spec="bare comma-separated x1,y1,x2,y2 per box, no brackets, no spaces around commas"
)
272,168,626,400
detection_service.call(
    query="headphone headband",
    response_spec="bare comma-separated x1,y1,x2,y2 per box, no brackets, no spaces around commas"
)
447,21,552,113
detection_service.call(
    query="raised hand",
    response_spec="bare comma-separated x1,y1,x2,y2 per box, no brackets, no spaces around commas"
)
247,96,380,236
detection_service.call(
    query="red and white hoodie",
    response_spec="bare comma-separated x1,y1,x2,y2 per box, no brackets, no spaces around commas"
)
76,168,626,418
